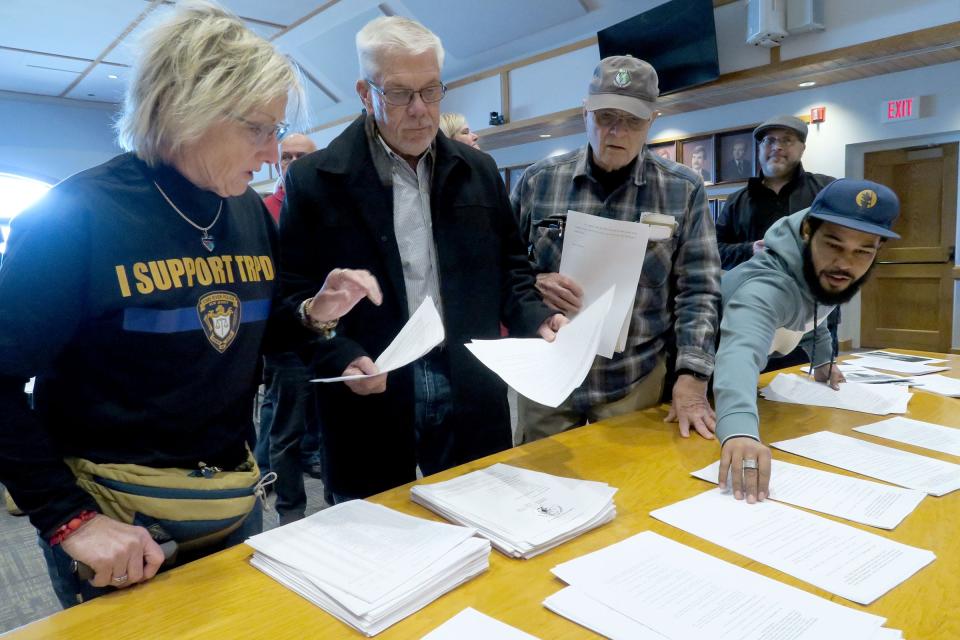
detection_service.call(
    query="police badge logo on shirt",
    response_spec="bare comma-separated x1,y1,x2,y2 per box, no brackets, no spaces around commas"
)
197,291,241,352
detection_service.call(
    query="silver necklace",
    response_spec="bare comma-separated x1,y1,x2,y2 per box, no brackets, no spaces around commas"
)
154,181,223,252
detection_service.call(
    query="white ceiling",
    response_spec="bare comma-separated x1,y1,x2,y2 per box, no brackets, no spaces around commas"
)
0,0,652,128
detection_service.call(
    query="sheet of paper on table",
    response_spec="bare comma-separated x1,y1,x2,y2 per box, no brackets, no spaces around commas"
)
845,355,949,376
761,373,911,414
691,458,925,529
545,530,897,639
421,608,540,640
772,430,960,496
650,488,935,605
854,416,960,456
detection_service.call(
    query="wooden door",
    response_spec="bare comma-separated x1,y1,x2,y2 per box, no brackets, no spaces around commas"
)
860,143,957,351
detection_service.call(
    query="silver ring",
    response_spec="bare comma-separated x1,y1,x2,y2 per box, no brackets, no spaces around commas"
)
741,458,759,471
111,574,129,585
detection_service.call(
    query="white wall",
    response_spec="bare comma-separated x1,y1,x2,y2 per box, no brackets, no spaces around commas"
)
0,91,120,183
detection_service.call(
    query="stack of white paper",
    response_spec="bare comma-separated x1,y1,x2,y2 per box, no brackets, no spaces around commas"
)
246,500,490,637
691,459,925,529
559,210,650,358
650,489,935,605
544,531,899,639
421,608,540,639
313,296,444,383
465,287,614,408
411,463,617,559
772,430,960,495
855,416,960,455
761,373,912,414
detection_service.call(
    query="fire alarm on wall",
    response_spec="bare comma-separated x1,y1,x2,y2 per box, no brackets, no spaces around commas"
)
810,107,825,123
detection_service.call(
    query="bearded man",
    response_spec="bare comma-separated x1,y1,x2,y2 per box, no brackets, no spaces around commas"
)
712,178,900,503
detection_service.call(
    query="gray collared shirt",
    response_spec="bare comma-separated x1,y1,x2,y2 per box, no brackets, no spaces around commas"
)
374,133,442,319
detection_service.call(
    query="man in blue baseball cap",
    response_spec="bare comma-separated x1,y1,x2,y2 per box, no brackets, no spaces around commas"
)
712,178,900,503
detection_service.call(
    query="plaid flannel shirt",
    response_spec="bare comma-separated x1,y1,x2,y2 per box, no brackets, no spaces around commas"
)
511,145,721,411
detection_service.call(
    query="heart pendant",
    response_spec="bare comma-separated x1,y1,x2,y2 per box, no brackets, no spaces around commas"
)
201,235,215,252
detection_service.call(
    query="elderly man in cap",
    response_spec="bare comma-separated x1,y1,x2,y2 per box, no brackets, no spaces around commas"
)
512,55,721,443
714,179,900,503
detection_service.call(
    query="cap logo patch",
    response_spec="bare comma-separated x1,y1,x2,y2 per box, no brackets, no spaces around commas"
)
856,189,878,208
614,69,631,88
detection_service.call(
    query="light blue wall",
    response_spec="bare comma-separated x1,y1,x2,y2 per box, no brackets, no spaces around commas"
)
0,91,120,184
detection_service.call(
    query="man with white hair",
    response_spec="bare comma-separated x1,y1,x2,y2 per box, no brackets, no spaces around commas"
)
512,55,721,443
280,16,565,501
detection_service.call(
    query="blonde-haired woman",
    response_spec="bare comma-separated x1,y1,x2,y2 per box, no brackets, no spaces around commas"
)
0,0,379,608
440,113,481,149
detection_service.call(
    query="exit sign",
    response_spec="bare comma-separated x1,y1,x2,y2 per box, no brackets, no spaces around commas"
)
883,97,919,122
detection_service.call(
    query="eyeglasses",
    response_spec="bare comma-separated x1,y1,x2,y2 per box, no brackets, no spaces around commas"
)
367,81,446,106
234,115,290,145
760,135,799,149
592,110,647,132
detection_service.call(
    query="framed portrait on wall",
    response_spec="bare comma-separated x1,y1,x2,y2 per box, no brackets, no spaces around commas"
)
648,141,677,163
681,137,714,184
717,131,755,182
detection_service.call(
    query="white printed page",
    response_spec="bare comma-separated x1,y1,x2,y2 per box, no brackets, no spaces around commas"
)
465,287,613,407
691,459,925,529
845,356,949,375
837,363,909,384
763,373,911,415
854,417,960,456
312,296,444,382
421,608,540,640
650,489,935,604
907,373,960,397
559,210,650,358
543,587,669,640
551,530,888,638
772,430,960,496
857,350,947,364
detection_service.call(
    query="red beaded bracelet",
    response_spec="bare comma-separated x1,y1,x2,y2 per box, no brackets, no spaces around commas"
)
49,510,98,546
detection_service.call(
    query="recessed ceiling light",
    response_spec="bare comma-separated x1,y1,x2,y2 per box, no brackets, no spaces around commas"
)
107,74,119,80
798,81,816,87
539,134,552,138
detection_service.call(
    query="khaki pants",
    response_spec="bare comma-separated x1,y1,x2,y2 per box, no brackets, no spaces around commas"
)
520,356,667,443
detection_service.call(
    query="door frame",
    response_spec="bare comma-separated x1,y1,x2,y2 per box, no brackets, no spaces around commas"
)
842,130,960,349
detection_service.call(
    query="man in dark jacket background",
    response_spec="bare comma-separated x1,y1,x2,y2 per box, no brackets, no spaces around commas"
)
279,16,565,501
715,115,838,364
716,115,835,270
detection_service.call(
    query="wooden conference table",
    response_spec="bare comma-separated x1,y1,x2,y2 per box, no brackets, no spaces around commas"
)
7,351,960,639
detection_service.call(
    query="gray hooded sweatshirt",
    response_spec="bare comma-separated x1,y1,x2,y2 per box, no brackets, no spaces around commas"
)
714,208,835,444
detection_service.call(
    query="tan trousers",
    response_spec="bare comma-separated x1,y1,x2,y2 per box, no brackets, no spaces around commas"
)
519,356,667,443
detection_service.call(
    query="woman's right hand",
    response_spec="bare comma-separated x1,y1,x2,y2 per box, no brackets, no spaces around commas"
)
60,514,164,588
